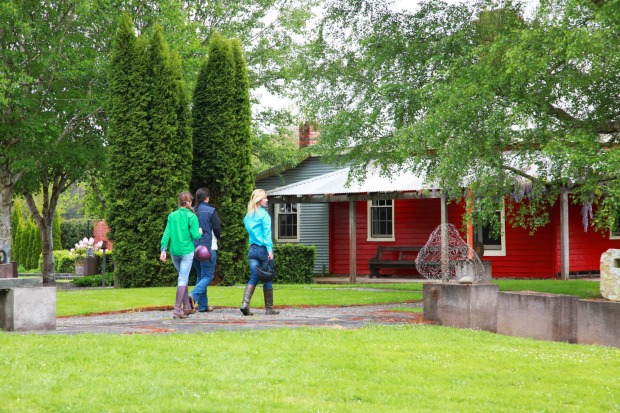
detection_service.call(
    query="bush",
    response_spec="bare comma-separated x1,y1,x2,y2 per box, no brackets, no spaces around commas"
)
60,219,90,250
273,244,315,284
51,250,115,273
72,272,114,287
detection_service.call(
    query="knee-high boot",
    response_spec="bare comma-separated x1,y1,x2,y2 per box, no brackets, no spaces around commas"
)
173,286,188,319
182,286,196,315
240,284,255,316
264,288,280,315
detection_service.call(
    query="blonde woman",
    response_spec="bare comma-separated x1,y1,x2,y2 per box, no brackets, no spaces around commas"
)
160,191,203,319
241,189,279,316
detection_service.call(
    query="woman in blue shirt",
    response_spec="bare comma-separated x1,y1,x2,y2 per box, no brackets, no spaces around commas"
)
241,189,279,316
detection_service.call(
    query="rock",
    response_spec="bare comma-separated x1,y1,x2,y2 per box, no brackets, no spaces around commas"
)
600,249,620,301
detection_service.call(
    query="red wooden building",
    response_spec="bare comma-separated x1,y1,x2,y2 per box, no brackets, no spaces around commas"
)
267,166,618,279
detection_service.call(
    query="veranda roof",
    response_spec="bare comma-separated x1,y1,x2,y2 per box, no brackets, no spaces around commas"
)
266,166,439,202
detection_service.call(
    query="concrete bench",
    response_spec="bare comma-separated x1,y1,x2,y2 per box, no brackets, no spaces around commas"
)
0,278,56,331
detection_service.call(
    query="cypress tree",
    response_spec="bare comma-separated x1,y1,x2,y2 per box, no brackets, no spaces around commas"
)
107,18,189,287
191,34,253,284
10,201,24,265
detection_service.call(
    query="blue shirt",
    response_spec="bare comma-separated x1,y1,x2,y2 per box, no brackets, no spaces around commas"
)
243,207,273,253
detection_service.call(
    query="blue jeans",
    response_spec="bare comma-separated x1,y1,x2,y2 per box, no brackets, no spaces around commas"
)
172,252,194,286
248,245,273,289
190,250,217,311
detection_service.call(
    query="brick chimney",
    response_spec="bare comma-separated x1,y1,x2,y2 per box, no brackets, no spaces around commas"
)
298,122,320,148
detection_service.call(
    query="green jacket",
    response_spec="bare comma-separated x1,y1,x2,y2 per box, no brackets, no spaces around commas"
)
160,208,201,256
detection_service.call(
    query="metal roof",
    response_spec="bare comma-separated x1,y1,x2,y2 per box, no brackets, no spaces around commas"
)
267,166,435,197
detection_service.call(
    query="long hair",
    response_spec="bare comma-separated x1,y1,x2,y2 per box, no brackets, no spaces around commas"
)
247,189,266,216
194,187,210,207
178,191,194,212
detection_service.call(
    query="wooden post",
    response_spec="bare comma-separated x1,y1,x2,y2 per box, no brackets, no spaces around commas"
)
441,193,449,282
349,199,357,283
560,191,570,280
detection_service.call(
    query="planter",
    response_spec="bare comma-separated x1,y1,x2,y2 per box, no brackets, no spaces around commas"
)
74,262,84,276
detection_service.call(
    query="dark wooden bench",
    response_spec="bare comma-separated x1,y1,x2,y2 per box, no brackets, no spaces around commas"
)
369,245,423,278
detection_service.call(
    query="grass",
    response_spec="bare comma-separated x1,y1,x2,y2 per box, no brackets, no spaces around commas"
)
57,279,601,316
57,284,421,316
2,279,617,411
1,325,618,412
313,279,602,299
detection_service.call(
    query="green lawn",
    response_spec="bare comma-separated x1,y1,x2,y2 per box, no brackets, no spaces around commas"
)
1,325,618,412
1,279,617,412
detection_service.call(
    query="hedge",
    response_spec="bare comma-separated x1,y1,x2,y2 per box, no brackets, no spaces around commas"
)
273,243,315,284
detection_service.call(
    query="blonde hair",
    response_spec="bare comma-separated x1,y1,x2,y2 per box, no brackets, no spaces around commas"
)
247,189,267,215
178,191,194,211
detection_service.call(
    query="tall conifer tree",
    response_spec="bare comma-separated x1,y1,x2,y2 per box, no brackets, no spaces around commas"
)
108,17,190,287
191,34,252,284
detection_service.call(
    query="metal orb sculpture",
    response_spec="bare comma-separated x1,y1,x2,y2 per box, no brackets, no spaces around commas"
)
415,223,486,283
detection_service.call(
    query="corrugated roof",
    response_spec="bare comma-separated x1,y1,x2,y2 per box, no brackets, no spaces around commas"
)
267,167,434,196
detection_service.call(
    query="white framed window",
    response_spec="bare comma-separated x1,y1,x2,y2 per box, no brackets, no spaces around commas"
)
367,199,395,241
475,202,506,256
275,203,299,242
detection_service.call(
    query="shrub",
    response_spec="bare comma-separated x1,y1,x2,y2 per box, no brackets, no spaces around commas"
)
72,272,114,287
273,244,315,284
60,219,90,250
51,250,115,273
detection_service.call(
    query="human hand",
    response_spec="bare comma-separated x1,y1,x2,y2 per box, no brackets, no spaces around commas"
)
268,251,274,261
160,251,167,262
199,227,204,235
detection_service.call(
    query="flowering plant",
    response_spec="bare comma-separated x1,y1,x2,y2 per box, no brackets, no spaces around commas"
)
69,237,103,259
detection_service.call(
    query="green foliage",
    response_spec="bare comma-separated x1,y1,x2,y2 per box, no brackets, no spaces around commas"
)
191,34,253,285
72,272,114,287
51,249,115,274
60,219,90,250
273,243,315,284
107,16,190,287
295,0,620,234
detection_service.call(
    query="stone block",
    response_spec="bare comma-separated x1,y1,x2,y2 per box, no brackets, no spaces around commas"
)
600,249,620,301
0,286,56,331
0,262,17,279
497,291,577,343
423,283,499,332
577,300,620,348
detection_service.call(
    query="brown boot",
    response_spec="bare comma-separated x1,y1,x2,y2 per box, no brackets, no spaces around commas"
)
173,286,188,319
240,284,255,316
264,288,280,315
182,287,196,315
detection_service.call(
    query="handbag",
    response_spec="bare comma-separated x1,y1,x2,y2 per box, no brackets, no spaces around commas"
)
256,260,276,282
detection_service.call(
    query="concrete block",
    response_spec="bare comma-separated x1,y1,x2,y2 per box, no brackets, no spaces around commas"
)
577,300,620,348
0,262,18,279
0,287,56,331
423,283,499,332
497,292,577,343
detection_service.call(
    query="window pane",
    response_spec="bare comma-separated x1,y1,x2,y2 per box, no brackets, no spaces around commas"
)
370,200,393,238
277,203,297,239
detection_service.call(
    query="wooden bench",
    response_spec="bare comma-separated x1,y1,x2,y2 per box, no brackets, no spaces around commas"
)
369,245,423,278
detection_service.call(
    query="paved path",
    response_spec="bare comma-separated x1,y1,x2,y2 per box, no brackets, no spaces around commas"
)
50,302,426,335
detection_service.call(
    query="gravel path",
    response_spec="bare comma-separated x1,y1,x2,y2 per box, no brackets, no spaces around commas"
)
48,302,426,335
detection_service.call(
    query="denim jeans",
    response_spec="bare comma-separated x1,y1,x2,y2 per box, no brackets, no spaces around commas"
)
172,252,194,286
248,244,273,288
190,250,217,311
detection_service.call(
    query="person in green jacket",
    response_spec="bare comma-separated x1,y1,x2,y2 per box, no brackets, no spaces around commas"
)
160,191,203,319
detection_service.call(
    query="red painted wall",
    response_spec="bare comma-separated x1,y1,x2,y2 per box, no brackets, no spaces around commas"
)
328,197,612,279
553,198,620,274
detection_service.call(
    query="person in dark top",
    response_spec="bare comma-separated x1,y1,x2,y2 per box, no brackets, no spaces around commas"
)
188,188,222,313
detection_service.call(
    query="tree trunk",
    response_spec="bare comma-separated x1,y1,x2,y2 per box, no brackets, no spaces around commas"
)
40,223,55,284
0,162,14,261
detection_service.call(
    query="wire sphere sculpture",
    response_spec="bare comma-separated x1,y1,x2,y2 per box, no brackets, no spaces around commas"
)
415,223,486,283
